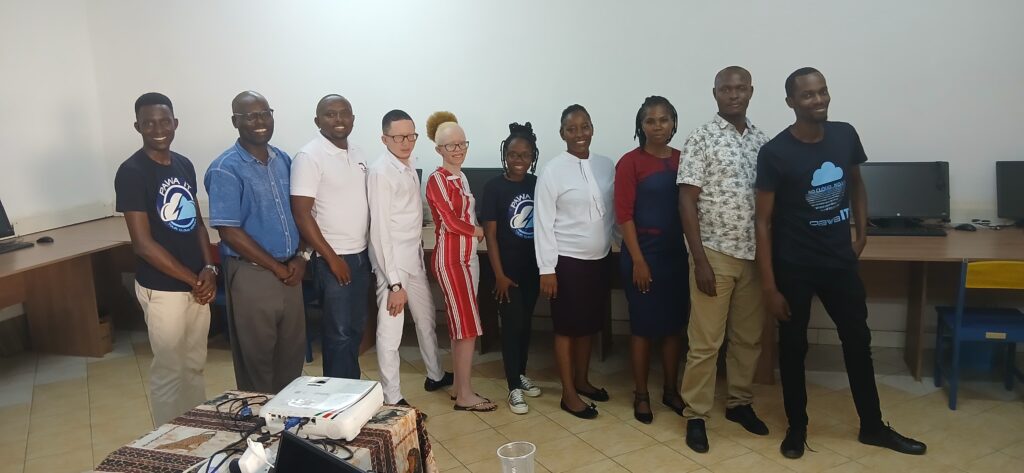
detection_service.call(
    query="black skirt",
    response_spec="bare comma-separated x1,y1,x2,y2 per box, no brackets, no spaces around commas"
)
549,255,611,336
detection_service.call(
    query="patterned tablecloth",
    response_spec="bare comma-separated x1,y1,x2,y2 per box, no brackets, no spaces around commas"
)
92,390,437,473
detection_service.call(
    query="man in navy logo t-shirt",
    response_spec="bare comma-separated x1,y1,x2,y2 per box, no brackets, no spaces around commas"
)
114,93,217,426
754,68,926,459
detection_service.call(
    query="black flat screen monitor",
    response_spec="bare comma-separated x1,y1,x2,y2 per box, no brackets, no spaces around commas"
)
996,161,1024,220
0,198,15,239
860,161,950,221
274,431,367,473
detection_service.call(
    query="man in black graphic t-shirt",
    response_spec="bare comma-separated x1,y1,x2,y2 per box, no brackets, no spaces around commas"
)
114,92,217,426
754,68,926,459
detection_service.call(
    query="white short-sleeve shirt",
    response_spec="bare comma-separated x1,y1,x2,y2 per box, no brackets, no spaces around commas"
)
290,134,369,255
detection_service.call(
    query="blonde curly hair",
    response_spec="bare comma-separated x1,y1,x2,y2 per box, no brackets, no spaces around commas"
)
426,111,458,142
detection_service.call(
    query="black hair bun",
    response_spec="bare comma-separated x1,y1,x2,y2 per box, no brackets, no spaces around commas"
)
508,122,533,134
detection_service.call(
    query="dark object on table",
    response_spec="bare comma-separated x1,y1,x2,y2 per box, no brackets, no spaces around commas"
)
954,224,977,232
274,430,368,472
36,235,54,243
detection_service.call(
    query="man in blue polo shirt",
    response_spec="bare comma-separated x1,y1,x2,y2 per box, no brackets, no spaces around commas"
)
205,90,306,393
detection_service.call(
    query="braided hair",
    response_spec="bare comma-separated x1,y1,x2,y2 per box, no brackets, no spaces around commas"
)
499,122,539,174
633,95,678,148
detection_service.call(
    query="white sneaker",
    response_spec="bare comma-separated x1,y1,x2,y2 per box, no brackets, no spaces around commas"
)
508,389,529,414
520,375,541,397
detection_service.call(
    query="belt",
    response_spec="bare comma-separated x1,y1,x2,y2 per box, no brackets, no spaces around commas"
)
228,255,292,266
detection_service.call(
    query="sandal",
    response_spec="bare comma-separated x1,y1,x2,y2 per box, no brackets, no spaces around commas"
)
662,389,685,417
576,386,610,402
453,397,497,412
633,391,653,424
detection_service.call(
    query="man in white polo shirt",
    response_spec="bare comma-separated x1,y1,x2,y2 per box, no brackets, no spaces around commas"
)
291,94,370,380
368,109,452,405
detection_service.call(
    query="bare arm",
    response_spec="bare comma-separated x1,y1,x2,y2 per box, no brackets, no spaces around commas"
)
124,211,201,287
619,220,652,293
484,220,517,302
755,190,790,320
291,195,350,283
848,165,868,257
679,184,716,296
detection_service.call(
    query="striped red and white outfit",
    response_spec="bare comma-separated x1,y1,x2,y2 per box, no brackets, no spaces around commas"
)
425,167,482,340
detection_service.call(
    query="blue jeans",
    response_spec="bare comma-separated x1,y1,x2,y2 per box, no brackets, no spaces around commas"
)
313,250,371,379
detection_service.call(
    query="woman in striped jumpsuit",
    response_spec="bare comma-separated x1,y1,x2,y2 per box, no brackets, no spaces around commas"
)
424,111,496,412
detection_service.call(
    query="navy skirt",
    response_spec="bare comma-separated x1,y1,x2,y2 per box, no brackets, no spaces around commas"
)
619,248,689,337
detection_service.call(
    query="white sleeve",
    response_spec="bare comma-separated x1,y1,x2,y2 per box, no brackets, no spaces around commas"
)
533,167,560,275
367,171,401,285
289,152,320,197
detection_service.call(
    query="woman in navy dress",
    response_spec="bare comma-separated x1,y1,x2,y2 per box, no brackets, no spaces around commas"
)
614,96,689,423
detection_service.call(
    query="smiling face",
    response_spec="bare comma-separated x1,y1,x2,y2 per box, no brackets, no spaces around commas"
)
787,72,830,123
231,94,274,147
504,137,534,179
314,96,354,144
435,124,468,168
135,104,178,153
560,110,593,158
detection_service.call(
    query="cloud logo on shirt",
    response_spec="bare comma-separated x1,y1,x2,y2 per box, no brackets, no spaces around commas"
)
811,162,844,187
159,185,198,233
509,193,534,239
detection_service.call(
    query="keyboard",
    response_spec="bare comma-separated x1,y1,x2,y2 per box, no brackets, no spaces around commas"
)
866,227,947,237
0,239,34,254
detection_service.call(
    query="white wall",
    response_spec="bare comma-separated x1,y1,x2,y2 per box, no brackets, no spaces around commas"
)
82,0,1024,222
0,0,110,234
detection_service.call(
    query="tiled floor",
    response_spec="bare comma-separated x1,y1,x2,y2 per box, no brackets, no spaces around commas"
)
1,331,1023,473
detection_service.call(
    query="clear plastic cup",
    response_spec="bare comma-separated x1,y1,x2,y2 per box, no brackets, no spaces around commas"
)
496,441,536,473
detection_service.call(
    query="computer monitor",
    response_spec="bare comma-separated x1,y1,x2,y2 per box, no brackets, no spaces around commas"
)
460,167,505,219
274,431,367,473
0,197,15,239
996,161,1024,223
859,161,950,221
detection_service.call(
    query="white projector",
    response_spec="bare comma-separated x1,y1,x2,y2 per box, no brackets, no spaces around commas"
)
261,376,384,441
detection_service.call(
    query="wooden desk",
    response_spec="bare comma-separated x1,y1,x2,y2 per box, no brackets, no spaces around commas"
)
0,219,134,356
756,228,1024,383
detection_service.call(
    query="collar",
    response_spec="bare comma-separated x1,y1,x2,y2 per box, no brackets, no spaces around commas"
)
435,166,463,181
233,140,277,164
712,114,757,132
316,133,348,156
383,151,415,173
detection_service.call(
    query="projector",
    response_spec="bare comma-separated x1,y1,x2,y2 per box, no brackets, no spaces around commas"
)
262,377,384,441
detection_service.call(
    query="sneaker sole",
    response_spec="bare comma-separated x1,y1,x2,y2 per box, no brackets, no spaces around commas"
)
509,404,529,414
522,388,541,398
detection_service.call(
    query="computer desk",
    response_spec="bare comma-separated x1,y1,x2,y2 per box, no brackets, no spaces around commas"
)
755,228,1024,383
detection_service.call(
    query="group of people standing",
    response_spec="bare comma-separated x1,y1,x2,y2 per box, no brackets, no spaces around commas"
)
115,65,928,461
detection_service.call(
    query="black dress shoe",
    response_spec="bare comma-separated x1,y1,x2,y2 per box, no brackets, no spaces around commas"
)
685,419,709,453
395,398,410,406
662,390,685,417
725,404,769,436
859,425,927,455
576,386,609,402
424,371,454,391
560,399,599,419
780,428,806,459
633,391,653,424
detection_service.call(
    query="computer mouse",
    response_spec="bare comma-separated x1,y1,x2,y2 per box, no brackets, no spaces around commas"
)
36,236,54,243
954,224,977,232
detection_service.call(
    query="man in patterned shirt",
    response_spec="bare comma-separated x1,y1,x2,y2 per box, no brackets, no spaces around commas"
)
677,66,770,454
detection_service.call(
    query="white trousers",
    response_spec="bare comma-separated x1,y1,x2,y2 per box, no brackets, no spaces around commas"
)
135,282,210,426
374,267,445,403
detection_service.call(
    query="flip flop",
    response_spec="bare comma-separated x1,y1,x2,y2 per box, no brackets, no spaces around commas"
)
453,397,497,412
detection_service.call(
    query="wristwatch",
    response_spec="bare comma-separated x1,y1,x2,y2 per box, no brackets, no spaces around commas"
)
299,248,314,262
389,283,403,293
202,264,220,276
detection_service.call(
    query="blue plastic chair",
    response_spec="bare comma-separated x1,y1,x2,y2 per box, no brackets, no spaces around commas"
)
933,259,1024,409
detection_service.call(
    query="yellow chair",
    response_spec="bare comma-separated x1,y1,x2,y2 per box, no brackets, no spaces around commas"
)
934,260,1024,409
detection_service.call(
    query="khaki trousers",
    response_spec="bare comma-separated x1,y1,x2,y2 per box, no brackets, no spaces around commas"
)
680,249,764,420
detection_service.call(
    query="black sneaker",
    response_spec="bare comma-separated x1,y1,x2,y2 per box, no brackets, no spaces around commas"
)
725,404,769,436
780,428,806,459
859,425,926,455
424,371,454,391
685,419,709,453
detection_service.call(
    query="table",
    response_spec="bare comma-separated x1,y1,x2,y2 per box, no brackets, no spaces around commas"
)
93,390,437,473
755,228,1024,383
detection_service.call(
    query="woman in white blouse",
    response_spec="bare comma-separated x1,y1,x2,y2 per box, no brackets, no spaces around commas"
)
534,104,615,419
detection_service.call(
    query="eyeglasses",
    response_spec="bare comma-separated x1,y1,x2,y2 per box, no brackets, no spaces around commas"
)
505,151,533,161
440,141,470,152
385,133,419,143
233,109,274,124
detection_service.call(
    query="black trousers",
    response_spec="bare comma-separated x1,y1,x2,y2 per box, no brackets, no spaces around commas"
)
499,272,540,391
775,261,884,433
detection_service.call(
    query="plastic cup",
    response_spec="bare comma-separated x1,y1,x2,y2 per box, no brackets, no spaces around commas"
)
496,441,536,473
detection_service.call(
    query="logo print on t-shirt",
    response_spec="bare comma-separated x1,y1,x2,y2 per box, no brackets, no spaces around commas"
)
157,179,197,233
805,161,846,212
508,193,534,239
